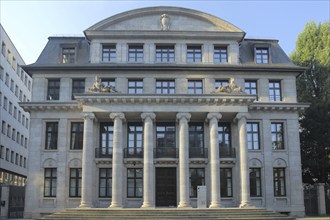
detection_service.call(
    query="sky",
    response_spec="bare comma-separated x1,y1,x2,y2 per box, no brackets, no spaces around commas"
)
0,0,329,64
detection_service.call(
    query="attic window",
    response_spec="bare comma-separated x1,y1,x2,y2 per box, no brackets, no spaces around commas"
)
255,47,269,64
62,47,75,64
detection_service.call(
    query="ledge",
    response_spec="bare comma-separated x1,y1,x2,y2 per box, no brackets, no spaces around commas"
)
249,102,310,112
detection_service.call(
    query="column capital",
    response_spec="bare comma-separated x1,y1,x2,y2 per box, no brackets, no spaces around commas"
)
82,112,95,120
110,112,125,120
141,112,156,121
234,112,250,122
176,112,191,122
207,112,222,122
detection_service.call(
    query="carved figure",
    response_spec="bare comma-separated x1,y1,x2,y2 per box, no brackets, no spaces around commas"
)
213,78,244,94
160,14,170,31
88,76,118,93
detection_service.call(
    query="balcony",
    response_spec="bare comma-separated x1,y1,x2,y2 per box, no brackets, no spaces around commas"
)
154,147,178,158
219,147,236,158
189,147,208,159
123,148,143,158
95,147,113,158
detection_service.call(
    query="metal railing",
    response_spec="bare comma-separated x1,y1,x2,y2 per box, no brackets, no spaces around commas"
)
219,147,236,158
123,148,143,158
95,147,113,158
154,147,178,158
189,147,208,158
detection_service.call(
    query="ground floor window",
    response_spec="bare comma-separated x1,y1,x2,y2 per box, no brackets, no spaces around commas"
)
273,168,286,196
127,168,143,198
249,168,262,197
44,168,57,197
99,168,112,197
220,168,232,197
69,168,82,197
189,168,205,197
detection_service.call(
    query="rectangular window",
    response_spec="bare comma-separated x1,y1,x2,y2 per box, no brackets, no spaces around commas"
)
128,45,143,63
15,85,18,97
6,148,10,161
189,123,204,148
7,124,11,138
247,123,260,150
18,111,21,122
255,48,269,64
99,168,112,197
47,79,60,100
1,120,6,134
189,168,205,197
3,96,7,110
156,124,176,148
12,128,16,141
218,123,231,156
273,168,286,196
127,168,143,198
69,168,82,197
250,168,262,197
72,79,85,100
44,168,57,197
10,79,14,91
101,78,115,88
188,80,203,94
215,80,228,90
156,45,175,63
99,123,113,157
214,46,227,63
5,73,9,86
187,45,202,63
271,122,284,150
1,42,5,56
127,123,143,157
102,45,116,62
11,151,14,163
15,153,18,165
156,80,175,94
220,168,232,197
128,80,143,94
269,81,282,101
45,122,58,150
8,102,12,114
62,47,75,63
0,145,4,159
19,155,23,166
19,90,22,101
245,80,258,100
70,122,84,150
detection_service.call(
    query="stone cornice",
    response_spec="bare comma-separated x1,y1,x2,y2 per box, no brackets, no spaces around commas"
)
20,102,79,112
249,102,310,112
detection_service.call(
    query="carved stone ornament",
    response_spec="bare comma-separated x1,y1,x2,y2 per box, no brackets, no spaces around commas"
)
88,76,118,93
160,14,170,31
213,78,244,94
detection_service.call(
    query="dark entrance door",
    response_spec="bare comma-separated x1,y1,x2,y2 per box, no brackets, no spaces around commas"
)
156,167,177,207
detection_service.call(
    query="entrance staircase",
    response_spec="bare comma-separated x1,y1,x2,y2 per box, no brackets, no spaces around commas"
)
38,208,295,220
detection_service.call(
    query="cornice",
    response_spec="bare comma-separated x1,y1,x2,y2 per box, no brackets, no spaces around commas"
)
249,102,310,112
20,102,79,112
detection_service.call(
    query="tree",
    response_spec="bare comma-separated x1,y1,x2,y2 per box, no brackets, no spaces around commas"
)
290,21,330,184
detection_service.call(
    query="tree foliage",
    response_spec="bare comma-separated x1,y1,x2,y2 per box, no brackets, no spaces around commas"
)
290,21,330,184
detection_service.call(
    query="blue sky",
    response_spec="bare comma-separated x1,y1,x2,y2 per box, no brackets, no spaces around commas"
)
1,0,329,64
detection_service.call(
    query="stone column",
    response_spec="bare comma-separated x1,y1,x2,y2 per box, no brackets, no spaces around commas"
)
79,112,95,208
207,112,222,208
317,183,326,216
141,113,156,208
109,112,125,208
236,113,253,208
177,112,192,208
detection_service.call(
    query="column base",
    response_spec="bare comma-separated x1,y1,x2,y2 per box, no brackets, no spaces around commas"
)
209,202,223,208
239,202,255,208
109,203,122,208
141,202,155,208
178,202,192,208
79,203,93,208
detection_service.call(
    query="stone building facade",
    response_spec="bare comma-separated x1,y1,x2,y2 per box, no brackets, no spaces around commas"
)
21,7,308,218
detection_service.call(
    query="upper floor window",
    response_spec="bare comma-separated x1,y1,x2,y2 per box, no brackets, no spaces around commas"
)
247,122,260,150
3,96,8,110
1,42,6,56
189,168,205,198
102,45,116,62
127,123,143,158
0,66,3,81
62,47,75,64
72,79,85,100
215,80,228,89
218,123,232,157
255,47,269,64
47,79,60,100
273,168,286,196
250,168,262,197
128,80,143,94
214,46,227,63
70,122,84,150
189,123,204,148
45,122,58,150
156,45,175,63
5,73,9,86
271,122,284,150
127,168,143,198
269,81,282,101
156,80,175,94
245,80,258,100
220,168,233,197
188,80,203,94
101,78,115,88
99,123,113,157
128,45,143,63
187,45,202,63
156,123,176,148
10,79,14,91
44,168,57,197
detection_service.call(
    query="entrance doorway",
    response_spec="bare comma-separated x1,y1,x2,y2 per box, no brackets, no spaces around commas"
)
156,167,177,207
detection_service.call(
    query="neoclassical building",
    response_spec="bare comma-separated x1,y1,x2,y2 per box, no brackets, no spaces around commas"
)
21,7,308,218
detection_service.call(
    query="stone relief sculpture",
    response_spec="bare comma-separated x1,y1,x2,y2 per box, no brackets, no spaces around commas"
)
213,78,244,94
88,76,118,93
160,14,170,31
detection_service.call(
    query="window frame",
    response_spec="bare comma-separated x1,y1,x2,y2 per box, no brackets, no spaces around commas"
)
269,80,282,101
128,45,143,63
99,123,114,157
214,46,228,63
45,122,58,150
187,45,202,63
188,80,203,94
61,47,75,64
156,80,175,94
271,122,284,150
156,45,175,63
72,79,85,100
189,123,204,149
127,168,143,198
44,168,57,197
246,122,260,150
250,168,262,197
127,123,143,157
47,79,60,100
99,168,112,198
128,79,143,94
156,123,176,148
69,168,82,197
189,168,205,198
255,47,269,64
244,80,258,100
273,168,286,197
102,44,116,62
220,168,233,197
70,122,84,150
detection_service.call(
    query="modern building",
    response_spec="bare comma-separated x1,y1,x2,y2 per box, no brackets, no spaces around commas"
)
21,7,308,218
0,24,32,218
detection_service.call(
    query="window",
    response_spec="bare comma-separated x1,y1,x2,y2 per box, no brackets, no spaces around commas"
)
24,158,26,168
128,45,143,63
62,47,75,63
273,168,286,196
10,79,14,91
24,75,27,86
102,45,116,62
156,45,175,63
70,122,84,150
0,145,4,159
8,102,12,115
189,124,204,148
0,66,3,81
45,122,58,150
3,96,7,110
271,122,284,150
11,151,14,163
15,85,18,97
5,73,9,86
215,80,228,89
15,153,19,165
156,80,175,94
128,80,143,94
101,78,115,88
1,120,6,134
127,168,143,198
72,79,85,100
19,155,23,167
269,81,282,101
189,168,205,197
127,123,143,157
218,123,231,155
28,80,31,91
214,46,227,63
47,79,60,100
255,47,269,64
24,137,28,148
1,42,5,56
12,57,16,70
16,132,20,144
245,80,258,100
19,90,22,101
12,128,16,141
250,168,262,197
6,148,10,161
44,168,57,197
187,45,202,63
69,168,82,197
247,123,260,150
220,168,232,197
18,111,21,122
99,123,113,157
156,124,176,148
99,168,112,197
7,124,11,138
188,80,203,94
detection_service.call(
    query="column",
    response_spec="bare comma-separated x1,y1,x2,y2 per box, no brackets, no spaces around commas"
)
177,112,191,208
141,113,156,208
236,113,253,208
109,112,125,208
79,112,95,208
207,112,222,208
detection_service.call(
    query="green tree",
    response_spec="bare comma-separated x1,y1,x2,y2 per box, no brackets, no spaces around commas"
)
290,21,330,184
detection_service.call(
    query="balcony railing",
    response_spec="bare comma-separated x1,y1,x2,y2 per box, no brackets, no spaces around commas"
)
219,147,236,158
154,147,178,158
123,148,143,158
189,147,208,158
95,147,113,158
